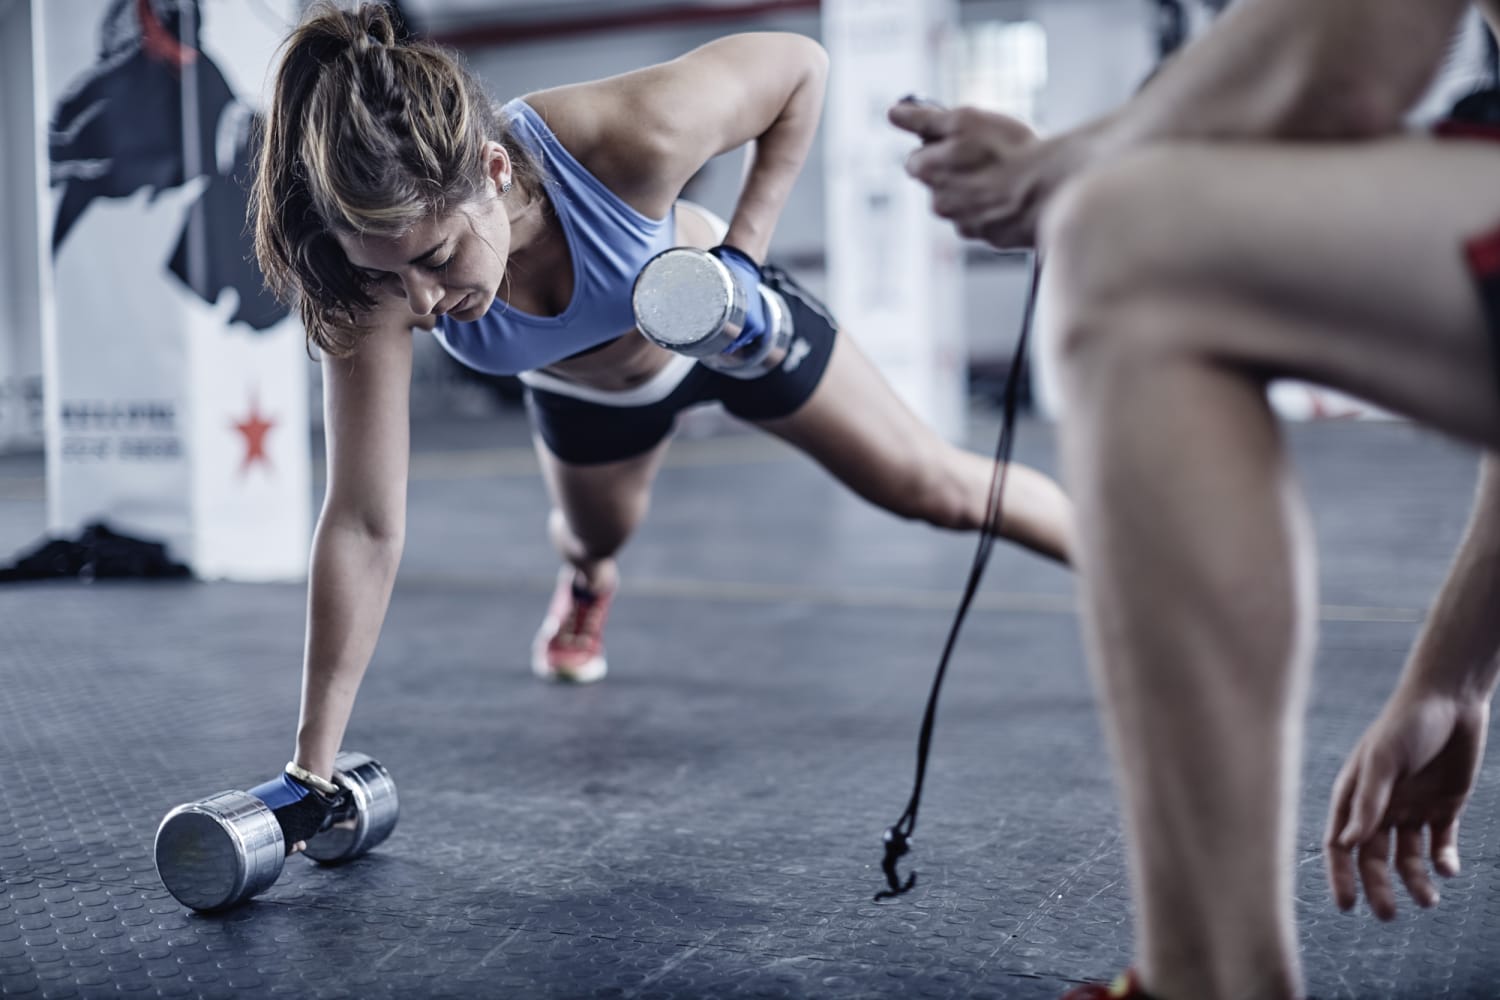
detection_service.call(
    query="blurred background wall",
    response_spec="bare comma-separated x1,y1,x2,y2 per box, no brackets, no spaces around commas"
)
7,0,1496,443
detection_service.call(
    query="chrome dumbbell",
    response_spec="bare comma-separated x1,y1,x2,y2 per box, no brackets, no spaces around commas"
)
154,750,398,911
631,246,794,379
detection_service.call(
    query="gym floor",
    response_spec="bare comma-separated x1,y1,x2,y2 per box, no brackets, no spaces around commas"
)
1,410,1496,999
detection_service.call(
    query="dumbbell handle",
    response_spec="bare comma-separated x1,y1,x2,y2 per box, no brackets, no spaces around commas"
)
236,778,337,858
298,750,399,864
244,754,394,861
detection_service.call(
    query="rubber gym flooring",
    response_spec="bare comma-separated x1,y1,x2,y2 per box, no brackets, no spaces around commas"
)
1,411,1496,999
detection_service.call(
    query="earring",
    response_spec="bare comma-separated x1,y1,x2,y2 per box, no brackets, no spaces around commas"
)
501,179,513,194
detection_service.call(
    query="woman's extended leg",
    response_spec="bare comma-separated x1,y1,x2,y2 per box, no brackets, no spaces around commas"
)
756,329,1075,564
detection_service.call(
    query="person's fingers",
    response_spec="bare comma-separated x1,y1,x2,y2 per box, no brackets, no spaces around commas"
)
950,105,1034,144
1324,762,1355,850
905,139,993,182
912,135,996,173
930,187,982,222
1325,836,1359,911
933,196,1018,242
1357,827,1397,921
1395,826,1438,908
1431,815,1462,878
887,100,953,143
1340,751,1396,848
1324,771,1359,911
927,170,1021,218
904,145,951,186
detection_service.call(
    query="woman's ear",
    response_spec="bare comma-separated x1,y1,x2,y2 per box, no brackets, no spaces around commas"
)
483,140,513,195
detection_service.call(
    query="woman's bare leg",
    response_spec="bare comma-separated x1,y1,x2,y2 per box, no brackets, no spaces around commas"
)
530,436,672,681
757,330,1076,564
534,437,671,592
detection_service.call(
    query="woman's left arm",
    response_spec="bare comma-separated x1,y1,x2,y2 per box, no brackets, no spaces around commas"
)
607,32,829,261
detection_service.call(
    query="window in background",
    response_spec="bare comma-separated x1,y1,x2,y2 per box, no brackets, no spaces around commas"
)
955,19,1048,126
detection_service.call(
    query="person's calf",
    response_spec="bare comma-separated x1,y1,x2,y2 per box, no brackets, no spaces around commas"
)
546,508,625,592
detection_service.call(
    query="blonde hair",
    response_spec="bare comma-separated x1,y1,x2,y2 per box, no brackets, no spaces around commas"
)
251,1,540,356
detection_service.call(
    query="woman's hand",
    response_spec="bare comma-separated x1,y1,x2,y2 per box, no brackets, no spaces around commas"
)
1324,688,1489,919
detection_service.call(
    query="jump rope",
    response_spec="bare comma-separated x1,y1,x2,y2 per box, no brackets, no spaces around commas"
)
876,252,1043,901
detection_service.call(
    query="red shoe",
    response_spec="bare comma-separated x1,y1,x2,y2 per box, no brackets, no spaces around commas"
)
1061,969,1152,1000
531,569,614,684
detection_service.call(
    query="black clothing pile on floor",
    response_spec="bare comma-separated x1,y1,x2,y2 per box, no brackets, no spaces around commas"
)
0,521,190,582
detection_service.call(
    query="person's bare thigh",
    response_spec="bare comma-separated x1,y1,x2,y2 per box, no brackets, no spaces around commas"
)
533,435,671,544
1045,136,1500,445
753,332,956,507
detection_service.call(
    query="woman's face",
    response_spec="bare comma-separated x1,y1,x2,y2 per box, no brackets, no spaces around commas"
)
336,144,513,323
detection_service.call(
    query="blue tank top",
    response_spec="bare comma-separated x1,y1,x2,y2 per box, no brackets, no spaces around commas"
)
433,99,676,375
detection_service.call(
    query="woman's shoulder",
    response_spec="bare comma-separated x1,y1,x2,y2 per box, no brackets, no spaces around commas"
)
517,81,624,161
517,77,684,215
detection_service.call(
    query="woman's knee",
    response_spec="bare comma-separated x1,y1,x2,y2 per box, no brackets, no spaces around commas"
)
548,499,645,559
879,458,979,531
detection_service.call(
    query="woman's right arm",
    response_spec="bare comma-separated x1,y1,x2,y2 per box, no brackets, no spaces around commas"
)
293,313,414,782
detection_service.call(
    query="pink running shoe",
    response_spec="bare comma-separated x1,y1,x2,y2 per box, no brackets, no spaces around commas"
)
531,570,615,684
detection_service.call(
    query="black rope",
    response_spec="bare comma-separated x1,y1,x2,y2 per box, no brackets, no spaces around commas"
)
876,253,1044,901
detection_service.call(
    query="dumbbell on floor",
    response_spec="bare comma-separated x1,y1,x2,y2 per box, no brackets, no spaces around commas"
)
154,750,398,911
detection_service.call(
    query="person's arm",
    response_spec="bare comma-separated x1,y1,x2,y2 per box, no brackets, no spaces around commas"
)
1100,0,1471,148
1323,453,1500,918
294,311,413,781
671,33,830,262
1391,453,1500,703
535,32,828,262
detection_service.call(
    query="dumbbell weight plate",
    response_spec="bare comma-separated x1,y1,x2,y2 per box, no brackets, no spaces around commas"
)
154,790,285,911
302,750,399,863
632,248,745,357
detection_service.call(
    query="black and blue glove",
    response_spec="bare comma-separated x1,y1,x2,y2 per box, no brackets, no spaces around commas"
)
709,244,769,353
247,770,345,851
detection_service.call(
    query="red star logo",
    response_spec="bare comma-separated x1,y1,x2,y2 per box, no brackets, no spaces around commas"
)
231,393,277,475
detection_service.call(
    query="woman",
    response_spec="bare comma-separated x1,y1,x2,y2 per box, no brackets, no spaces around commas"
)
250,1,1074,801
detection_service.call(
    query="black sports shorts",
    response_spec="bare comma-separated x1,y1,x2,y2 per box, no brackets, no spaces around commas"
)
523,266,838,465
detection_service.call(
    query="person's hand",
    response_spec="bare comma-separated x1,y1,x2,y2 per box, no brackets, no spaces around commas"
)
1324,688,1488,920
887,100,1089,250
248,769,348,856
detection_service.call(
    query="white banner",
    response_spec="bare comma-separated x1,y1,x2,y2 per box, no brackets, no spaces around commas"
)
41,0,310,580
822,0,966,442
